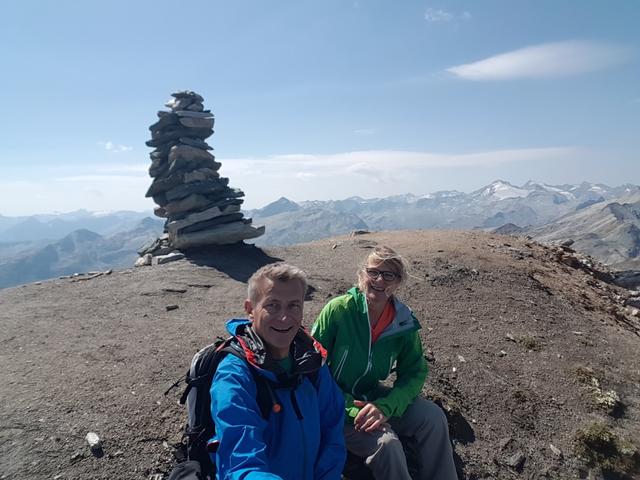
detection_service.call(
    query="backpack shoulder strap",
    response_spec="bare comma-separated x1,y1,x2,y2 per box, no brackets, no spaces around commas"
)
214,341,279,420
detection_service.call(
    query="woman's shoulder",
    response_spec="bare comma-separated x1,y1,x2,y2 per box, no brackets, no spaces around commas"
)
323,290,358,313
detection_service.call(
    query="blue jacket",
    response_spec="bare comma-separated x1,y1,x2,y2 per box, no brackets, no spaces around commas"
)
210,319,346,480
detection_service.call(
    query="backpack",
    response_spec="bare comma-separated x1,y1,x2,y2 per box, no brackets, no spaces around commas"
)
165,335,318,480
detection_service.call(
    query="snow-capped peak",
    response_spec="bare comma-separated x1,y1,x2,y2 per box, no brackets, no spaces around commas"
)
477,180,530,200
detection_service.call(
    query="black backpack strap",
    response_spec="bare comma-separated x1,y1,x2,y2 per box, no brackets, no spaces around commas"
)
215,342,280,420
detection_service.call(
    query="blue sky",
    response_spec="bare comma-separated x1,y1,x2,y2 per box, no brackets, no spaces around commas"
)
1,0,638,215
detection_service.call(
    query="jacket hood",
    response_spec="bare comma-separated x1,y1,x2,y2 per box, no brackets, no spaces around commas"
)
346,287,420,341
224,318,326,381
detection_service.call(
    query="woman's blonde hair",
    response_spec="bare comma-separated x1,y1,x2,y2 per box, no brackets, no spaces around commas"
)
357,245,409,290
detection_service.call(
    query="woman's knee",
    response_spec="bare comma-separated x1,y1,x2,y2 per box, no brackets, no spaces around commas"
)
407,398,450,435
368,430,406,464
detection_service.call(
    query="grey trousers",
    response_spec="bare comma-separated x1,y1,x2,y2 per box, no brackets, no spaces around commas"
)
344,397,458,480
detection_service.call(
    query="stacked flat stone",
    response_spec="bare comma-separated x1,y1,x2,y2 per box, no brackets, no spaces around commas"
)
144,91,264,250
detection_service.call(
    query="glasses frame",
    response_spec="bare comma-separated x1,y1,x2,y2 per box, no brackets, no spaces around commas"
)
365,268,400,282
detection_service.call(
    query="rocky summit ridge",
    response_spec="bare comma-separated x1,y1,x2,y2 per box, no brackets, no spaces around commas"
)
1,230,639,479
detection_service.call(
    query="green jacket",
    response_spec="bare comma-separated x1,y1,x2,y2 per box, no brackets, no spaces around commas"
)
311,287,428,422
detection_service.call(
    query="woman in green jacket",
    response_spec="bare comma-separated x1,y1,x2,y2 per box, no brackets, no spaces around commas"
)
311,246,457,480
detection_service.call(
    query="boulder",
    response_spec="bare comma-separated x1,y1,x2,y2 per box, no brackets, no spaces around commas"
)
179,212,245,234
168,144,216,164
166,204,242,235
170,221,265,249
163,194,215,215
146,127,213,147
164,179,230,203
135,254,152,267
154,206,167,218
153,252,185,265
178,137,213,150
186,102,204,112
148,113,179,132
175,110,214,119
167,145,220,173
137,234,170,255
146,171,184,197
148,156,169,178
183,168,220,183
178,116,214,129
146,168,223,197
165,96,194,111
171,90,204,102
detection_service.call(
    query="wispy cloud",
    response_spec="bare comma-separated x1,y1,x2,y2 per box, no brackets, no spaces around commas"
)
424,8,453,22
98,140,133,153
447,41,631,81
354,128,376,136
0,147,590,215
424,7,471,24
96,164,148,174
53,175,146,183
221,147,582,181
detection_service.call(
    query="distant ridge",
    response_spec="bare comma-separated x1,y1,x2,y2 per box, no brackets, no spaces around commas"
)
0,218,162,288
247,182,640,260
2,180,639,287
529,192,640,269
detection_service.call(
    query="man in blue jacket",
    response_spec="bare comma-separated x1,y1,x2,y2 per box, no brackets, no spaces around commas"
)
210,263,346,479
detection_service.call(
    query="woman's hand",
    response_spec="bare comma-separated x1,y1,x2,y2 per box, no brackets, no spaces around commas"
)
353,400,389,433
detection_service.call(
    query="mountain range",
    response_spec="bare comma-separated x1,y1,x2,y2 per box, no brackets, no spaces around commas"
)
0,217,163,289
1,180,639,289
247,181,640,262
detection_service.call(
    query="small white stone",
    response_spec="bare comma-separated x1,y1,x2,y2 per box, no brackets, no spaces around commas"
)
85,432,101,450
549,443,562,457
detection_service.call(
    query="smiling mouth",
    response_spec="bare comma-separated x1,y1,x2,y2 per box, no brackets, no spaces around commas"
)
271,326,293,333
369,285,386,292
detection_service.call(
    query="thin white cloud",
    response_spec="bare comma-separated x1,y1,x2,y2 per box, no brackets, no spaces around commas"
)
425,8,453,22
0,146,591,215
221,147,582,180
53,175,146,183
447,41,631,81
96,163,148,173
424,8,471,24
98,140,133,153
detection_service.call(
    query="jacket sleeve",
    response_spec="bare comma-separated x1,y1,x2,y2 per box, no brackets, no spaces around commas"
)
373,329,428,418
210,356,283,480
310,301,337,352
311,300,361,423
313,365,346,480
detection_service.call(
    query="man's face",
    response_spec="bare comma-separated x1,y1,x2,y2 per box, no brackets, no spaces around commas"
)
244,278,304,359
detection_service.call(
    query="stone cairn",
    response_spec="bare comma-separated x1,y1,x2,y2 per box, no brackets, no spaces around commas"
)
136,91,264,265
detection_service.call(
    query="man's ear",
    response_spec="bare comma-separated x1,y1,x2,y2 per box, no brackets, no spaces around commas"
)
244,299,253,317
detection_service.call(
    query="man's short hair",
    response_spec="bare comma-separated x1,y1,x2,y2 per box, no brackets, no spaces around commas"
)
247,263,308,303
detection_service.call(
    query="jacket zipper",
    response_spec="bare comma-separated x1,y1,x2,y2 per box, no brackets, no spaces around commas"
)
334,347,349,382
290,388,308,480
351,307,373,399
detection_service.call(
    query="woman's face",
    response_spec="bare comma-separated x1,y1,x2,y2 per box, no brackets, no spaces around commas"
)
360,260,401,305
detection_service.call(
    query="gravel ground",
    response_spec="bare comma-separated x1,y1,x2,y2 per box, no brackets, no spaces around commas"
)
1,230,638,479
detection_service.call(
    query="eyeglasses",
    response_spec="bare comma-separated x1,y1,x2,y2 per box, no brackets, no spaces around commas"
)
365,268,400,282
